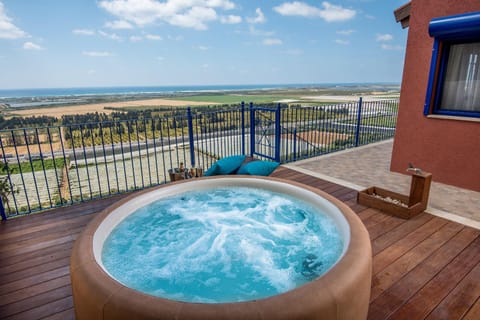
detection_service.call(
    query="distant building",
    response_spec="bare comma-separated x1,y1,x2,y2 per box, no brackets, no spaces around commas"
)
392,1,480,192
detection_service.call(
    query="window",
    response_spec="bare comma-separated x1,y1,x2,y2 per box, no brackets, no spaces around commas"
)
424,11,480,118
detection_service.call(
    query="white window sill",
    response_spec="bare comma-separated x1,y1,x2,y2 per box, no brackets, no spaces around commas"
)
427,114,480,123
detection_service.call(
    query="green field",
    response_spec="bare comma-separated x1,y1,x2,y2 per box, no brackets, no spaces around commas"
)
165,94,300,104
1,158,65,175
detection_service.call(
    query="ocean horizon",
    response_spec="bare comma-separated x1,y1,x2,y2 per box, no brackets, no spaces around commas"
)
0,82,400,100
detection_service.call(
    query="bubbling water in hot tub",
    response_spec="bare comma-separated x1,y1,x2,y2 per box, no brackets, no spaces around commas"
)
101,186,344,303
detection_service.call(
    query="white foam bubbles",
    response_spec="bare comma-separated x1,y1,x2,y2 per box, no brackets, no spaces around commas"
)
102,187,344,303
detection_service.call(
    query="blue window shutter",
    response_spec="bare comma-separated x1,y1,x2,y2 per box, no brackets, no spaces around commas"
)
429,11,480,41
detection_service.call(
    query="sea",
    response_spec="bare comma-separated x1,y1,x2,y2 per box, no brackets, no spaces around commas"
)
0,83,400,108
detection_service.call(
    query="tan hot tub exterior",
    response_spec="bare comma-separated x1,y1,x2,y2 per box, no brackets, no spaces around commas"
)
71,176,372,320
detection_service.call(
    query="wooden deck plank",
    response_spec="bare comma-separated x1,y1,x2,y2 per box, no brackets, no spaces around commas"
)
0,275,71,307
370,221,464,300
0,213,94,243
0,266,70,296
371,212,434,255
0,246,72,277
366,214,406,240
40,308,75,320
0,256,70,285
0,242,73,270
0,167,479,320
426,262,480,320
386,231,480,320
368,227,480,320
357,208,379,221
0,285,72,318
463,297,480,320
0,231,79,260
0,225,84,258
3,296,73,320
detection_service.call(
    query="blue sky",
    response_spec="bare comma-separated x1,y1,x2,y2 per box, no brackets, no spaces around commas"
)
0,0,408,89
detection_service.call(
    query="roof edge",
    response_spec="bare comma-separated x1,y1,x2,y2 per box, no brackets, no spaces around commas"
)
394,2,412,29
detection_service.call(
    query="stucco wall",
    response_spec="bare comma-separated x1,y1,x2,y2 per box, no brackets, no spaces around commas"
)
391,0,480,192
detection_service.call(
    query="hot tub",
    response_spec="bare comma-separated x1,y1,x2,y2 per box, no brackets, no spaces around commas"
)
71,176,372,320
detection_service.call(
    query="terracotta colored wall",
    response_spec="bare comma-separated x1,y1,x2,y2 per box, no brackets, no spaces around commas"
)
391,0,480,192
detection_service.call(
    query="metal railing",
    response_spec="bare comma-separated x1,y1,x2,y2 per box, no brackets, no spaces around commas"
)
0,98,398,219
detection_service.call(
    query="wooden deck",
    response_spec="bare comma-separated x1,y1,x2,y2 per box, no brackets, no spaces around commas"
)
1,166,479,320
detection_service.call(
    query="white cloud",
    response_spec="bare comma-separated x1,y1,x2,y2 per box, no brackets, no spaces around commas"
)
73,29,96,36
335,39,349,45
202,63,209,68
98,30,122,41
376,33,393,42
337,29,355,35
247,8,265,24
197,45,209,50
167,34,183,41
105,20,133,29
274,1,356,22
87,69,96,75
145,34,162,40
263,38,282,46
82,51,114,57
105,20,133,30
98,0,236,30
249,25,274,37
381,44,403,50
0,3,27,39
157,56,165,61
220,15,241,24
168,6,217,30
23,41,43,50
130,35,142,42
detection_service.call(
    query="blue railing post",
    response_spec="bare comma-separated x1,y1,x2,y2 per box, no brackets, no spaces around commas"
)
241,102,245,155
249,102,255,157
274,103,281,162
355,97,363,147
0,197,6,221
187,107,196,167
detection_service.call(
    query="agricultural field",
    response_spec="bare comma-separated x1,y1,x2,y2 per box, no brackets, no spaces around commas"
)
2,87,400,119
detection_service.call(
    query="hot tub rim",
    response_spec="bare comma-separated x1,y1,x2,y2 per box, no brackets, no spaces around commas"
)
71,176,372,320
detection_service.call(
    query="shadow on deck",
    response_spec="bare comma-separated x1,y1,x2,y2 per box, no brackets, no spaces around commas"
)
1,166,479,320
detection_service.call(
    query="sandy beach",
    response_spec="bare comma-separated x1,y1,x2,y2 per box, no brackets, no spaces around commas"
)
9,98,219,118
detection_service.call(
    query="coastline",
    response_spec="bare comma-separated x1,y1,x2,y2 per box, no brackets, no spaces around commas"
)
0,83,400,118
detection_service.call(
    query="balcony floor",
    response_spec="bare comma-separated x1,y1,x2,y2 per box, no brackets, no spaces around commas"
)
1,166,480,320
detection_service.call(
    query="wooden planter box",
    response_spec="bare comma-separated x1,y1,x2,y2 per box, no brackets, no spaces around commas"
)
168,168,204,182
357,171,432,219
168,169,186,182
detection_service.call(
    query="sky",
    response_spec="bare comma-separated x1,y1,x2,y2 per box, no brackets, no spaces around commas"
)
0,0,408,89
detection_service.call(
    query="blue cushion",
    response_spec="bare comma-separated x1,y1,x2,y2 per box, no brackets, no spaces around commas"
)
204,155,246,176
237,161,280,176
215,155,246,175
204,162,220,176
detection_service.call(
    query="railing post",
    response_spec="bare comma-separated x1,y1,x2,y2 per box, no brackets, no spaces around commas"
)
187,107,195,167
249,102,255,157
241,102,245,155
0,197,6,221
293,128,297,162
275,103,281,162
355,97,363,147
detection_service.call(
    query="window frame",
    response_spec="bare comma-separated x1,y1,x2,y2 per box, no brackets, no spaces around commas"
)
424,11,480,118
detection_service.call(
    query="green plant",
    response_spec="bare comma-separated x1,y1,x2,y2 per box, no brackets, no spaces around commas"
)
0,162,19,214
